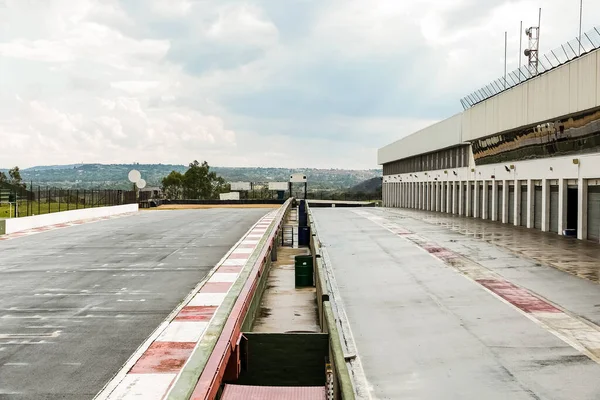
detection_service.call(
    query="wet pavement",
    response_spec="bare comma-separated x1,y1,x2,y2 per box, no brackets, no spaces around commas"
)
395,209,600,283
312,207,600,400
252,247,319,333
0,208,269,400
253,208,319,333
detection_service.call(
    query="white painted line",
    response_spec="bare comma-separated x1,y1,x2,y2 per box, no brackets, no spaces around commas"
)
208,273,239,283
156,321,208,343
222,258,247,267
106,373,176,400
241,240,259,245
232,248,254,254
188,292,227,307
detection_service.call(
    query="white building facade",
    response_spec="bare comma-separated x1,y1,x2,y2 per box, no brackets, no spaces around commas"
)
379,46,600,242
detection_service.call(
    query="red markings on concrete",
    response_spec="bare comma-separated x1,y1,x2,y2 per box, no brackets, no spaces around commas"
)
218,266,244,273
228,253,250,259
422,245,459,261
477,279,561,313
200,282,233,293
176,306,217,321
130,341,195,374
238,243,256,248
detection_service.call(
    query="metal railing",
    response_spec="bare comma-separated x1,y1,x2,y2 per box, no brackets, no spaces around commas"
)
0,183,136,219
461,26,600,109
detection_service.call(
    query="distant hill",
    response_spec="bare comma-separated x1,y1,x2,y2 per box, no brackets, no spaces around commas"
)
4,164,382,191
348,177,383,194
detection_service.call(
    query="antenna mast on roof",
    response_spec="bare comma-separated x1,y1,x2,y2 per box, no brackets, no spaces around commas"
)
524,8,541,76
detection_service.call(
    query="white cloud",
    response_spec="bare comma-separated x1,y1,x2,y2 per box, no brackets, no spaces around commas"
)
1,0,599,170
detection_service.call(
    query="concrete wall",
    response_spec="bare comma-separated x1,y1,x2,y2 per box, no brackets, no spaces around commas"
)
378,114,463,165
463,50,600,141
379,49,600,163
0,204,138,235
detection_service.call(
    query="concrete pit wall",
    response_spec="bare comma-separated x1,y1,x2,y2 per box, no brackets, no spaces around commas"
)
0,204,138,235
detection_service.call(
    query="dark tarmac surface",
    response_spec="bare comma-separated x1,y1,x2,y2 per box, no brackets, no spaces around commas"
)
313,207,600,400
0,208,268,400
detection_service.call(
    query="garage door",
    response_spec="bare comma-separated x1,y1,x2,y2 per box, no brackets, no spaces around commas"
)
487,185,493,220
508,186,515,224
550,186,559,233
587,186,600,242
462,184,467,215
520,185,528,227
497,185,503,221
534,186,543,230
478,185,483,218
469,184,475,217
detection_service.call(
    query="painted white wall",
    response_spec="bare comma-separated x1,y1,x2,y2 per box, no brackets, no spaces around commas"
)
464,50,599,141
377,114,462,164
2,204,138,235
379,49,600,162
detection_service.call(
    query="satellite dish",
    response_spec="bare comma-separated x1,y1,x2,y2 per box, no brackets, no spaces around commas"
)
128,169,141,183
524,49,531,57
137,179,147,189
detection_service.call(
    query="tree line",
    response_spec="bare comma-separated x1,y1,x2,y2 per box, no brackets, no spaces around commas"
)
161,160,230,200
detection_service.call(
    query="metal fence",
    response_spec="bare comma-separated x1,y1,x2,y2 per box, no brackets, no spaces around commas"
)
461,26,600,109
0,184,137,219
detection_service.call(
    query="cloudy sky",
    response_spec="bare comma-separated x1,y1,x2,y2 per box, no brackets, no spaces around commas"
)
0,0,598,169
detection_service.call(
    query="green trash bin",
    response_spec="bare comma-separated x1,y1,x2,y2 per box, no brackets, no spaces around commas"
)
295,255,314,287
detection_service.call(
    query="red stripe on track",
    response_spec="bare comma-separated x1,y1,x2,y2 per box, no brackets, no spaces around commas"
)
176,306,218,321
130,341,196,374
218,266,243,273
200,282,233,293
477,279,561,313
228,253,249,259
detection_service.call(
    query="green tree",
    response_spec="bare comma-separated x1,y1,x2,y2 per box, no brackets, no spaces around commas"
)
0,171,7,183
8,166,23,186
160,160,228,200
161,171,184,200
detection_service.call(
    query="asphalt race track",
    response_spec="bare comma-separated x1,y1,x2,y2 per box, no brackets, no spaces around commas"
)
0,208,269,400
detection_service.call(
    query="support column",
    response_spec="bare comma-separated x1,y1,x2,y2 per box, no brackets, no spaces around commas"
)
421,182,425,210
491,181,498,221
527,179,534,229
558,178,567,234
578,178,588,240
502,180,509,224
466,181,472,217
514,180,521,226
542,179,550,232
474,181,480,218
482,181,488,220
425,182,430,211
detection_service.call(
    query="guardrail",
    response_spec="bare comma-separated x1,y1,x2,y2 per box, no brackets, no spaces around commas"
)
307,203,356,400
